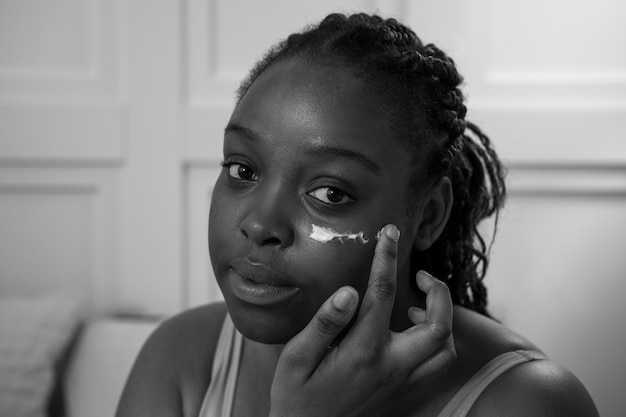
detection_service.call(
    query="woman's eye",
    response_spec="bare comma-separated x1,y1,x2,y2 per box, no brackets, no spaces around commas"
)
223,162,258,181
308,187,353,205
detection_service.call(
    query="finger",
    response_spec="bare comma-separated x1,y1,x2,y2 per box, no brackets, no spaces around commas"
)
392,271,454,362
417,270,453,330
351,224,399,344
279,286,359,372
407,334,456,383
407,306,426,324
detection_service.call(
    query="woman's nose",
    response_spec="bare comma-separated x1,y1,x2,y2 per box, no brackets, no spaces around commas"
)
239,190,294,248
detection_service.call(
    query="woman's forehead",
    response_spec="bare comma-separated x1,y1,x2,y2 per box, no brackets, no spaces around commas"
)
231,59,395,146
226,59,434,186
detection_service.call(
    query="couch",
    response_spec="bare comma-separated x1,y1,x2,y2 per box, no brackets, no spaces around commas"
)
0,292,159,417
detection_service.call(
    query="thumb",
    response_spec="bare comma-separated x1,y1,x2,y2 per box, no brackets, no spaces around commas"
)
279,286,359,372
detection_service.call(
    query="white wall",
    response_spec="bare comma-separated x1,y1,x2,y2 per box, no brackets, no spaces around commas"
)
409,3,626,415
0,0,624,415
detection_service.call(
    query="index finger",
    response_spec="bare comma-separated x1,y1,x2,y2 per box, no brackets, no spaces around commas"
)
349,224,400,345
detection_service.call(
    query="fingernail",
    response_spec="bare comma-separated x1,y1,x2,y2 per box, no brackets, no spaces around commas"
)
333,288,355,311
408,306,424,314
385,224,400,242
418,270,434,279
408,306,426,324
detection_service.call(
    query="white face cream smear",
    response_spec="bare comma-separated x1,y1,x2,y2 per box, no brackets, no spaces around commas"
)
309,224,369,244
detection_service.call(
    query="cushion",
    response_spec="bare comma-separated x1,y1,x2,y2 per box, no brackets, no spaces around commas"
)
0,292,84,417
64,317,158,417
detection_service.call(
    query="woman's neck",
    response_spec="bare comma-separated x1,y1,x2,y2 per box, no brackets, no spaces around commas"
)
238,335,284,412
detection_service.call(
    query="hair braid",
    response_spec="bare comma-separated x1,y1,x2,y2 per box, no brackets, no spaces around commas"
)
235,13,507,316
428,121,506,314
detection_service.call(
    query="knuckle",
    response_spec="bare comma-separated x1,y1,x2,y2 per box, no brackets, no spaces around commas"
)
354,344,379,367
315,311,346,336
439,341,457,366
427,321,452,342
370,276,396,300
444,347,458,364
438,347,457,372
281,346,308,368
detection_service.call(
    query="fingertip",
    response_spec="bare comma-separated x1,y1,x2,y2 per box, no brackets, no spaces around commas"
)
407,306,426,324
417,269,434,279
384,224,400,242
416,270,436,287
332,286,358,312
375,224,400,242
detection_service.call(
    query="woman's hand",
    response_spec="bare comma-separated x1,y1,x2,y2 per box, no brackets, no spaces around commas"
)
269,224,456,417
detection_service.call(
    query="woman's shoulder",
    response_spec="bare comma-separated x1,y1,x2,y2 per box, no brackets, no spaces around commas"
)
468,357,599,416
154,301,228,356
451,306,598,417
116,302,228,417
452,306,540,368
149,301,228,389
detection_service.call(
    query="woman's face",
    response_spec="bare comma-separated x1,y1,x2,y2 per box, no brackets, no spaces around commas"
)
209,58,425,344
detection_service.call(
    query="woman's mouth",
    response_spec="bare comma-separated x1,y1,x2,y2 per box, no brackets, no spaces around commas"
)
228,262,299,306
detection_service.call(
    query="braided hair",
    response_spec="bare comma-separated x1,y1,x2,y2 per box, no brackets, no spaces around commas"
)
235,13,506,316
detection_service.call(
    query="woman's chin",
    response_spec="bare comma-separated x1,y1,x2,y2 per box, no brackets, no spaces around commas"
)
242,328,294,345
228,306,306,345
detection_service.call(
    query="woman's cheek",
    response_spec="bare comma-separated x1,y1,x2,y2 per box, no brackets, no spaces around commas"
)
208,189,240,269
298,227,377,298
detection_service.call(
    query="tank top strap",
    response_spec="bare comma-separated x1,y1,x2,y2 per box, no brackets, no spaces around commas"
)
198,314,244,417
435,350,546,417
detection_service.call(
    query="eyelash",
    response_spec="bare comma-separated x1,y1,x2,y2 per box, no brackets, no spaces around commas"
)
307,186,353,205
221,160,354,206
221,160,258,181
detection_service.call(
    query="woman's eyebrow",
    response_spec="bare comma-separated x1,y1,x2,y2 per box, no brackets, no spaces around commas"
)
224,123,259,141
224,123,381,175
306,145,381,175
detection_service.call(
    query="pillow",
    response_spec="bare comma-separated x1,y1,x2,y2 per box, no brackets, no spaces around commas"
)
0,292,84,417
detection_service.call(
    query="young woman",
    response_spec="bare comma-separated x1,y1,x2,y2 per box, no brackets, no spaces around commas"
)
117,13,599,417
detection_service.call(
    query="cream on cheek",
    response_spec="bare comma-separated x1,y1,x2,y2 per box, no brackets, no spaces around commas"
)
309,224,370,244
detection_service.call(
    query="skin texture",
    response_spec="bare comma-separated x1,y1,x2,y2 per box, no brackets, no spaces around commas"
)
115,56,600,417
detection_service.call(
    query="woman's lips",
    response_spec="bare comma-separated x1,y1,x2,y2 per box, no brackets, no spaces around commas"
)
228,260,299,306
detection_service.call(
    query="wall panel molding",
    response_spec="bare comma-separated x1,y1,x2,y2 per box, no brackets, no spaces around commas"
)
507,165,626,197
0,168,119,313
0,0,125,100
469,106,626,165
183,164,221,308
0,103,125,162
0,0,127,164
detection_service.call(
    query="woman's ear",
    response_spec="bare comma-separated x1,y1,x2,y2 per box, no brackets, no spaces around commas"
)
413,176,453,251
